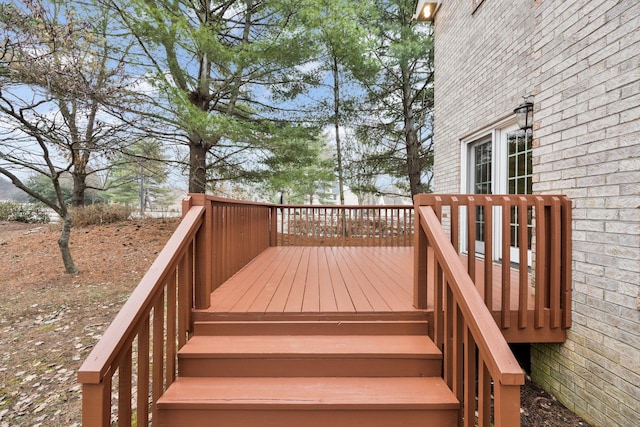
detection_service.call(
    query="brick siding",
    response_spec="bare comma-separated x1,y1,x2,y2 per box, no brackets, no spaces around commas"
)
433,1,640,425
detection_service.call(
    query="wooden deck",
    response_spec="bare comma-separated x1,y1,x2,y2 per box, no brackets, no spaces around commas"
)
207,246,416,315
200,246,564,342
81,197,567,425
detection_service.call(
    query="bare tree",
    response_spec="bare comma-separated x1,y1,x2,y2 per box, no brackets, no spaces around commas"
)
0,0,142,273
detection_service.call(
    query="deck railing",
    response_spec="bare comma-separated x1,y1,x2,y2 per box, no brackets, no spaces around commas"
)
196,195,274,308
78,194,571,426
276,204,414,246
416,204,525,427
414,194,572,340
77,195,274,426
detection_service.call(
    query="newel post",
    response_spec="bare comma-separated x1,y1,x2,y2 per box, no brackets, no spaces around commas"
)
493,383,522,427
188,194,212,309
413,196,428,309
81,380,111,427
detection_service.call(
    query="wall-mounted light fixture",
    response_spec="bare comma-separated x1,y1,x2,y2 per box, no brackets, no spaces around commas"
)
514,96,534,130
413,0,441,22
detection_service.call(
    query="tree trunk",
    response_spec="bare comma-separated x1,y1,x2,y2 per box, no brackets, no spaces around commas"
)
405,126,423,196
72,172,87,207
189,141,208,193
58,213,79,274
402,65,423,197
333,55,345,206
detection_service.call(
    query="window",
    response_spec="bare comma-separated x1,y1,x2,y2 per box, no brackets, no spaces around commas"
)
507,129,533,249
470,139,492,247
461,122,533,264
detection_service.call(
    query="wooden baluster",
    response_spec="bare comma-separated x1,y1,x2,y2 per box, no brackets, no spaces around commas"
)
347,209,358,246
383,208,387,246
286,207,291,245
166,274,177,386
444,284,454,388
463,327,477,427
452,303,464,408
178,244,193,347
403,207,408,246
270,206,277,246
484,196,493,311
118,348,132,427
467,197,477,284
377,208,381,245
433,254,444,347
311,207,316,242
323,207,328,242
451,197,459,251
137,318,150,426
501,197,512,329
534,197,547,329
561,197,572,328
339,208,344,245
151,290,164,423
550,197,562,329
394,208,397,246
518,197,529,329
392,208,394,246
477,356,491,427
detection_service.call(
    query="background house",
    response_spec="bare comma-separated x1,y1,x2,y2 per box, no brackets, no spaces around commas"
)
428,1,639,425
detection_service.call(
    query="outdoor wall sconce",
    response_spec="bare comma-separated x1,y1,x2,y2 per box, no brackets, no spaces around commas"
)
413,0,441,22
514,97,534,130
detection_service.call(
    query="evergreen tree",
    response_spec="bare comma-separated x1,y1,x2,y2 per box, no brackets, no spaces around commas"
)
355,0,435,197
106,140,169,213
111,0,319,193
259,128,335,204
292,0,377,204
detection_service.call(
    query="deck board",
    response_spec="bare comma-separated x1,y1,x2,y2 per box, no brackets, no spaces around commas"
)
202,247,566,343
265,247,305,313
209,247,417,315
210,247,284,312
208,246,534,315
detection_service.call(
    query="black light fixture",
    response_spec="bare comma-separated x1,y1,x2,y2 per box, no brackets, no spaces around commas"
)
514,96,534,130
413,0,441,22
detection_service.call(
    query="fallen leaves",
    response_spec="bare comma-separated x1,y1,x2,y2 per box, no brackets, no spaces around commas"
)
0,218,179,425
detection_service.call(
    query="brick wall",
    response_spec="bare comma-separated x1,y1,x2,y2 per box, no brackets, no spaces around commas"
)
433,1,640,425
530,2,640,426
433,0,536,192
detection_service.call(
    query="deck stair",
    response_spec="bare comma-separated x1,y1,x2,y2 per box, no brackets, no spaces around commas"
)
157,316,459,426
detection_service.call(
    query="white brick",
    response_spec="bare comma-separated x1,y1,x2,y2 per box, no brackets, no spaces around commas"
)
434,1,640,425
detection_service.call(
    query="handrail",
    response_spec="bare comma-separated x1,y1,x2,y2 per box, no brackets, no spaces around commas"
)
77,194,276,426
277,204,414,246
78,200,205,426
413,194,572,339
418,205,524,426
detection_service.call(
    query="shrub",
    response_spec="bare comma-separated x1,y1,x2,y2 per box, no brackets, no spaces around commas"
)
0,201,50,223
71,204,133,227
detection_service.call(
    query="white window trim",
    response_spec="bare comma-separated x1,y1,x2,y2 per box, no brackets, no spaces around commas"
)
459,116,517,195
459,117,522,262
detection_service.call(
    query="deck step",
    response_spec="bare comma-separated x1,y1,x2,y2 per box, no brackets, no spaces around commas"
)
179,335,442,377
193,319,429,335
191,311,430,323
156,377,459,427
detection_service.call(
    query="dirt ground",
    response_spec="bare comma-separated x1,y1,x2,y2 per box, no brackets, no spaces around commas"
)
0,219,591,426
